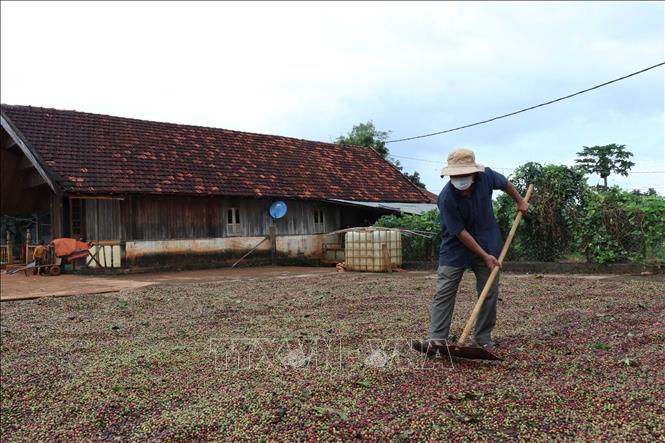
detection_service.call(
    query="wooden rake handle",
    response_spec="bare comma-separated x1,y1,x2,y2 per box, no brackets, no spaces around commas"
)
458,184,534,345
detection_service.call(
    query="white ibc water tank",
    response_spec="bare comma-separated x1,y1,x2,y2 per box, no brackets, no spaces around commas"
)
344,229,402,272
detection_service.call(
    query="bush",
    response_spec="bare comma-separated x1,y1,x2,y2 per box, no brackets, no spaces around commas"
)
494,162,588,261
374,165,664,265
373,209,440,261
577,188,665,263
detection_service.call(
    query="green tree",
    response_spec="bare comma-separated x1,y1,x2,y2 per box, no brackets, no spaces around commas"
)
336,121,426,188
392,159,427,189
631,188,658,196
335,121,390,158
575,144,635,188
402,170,426,189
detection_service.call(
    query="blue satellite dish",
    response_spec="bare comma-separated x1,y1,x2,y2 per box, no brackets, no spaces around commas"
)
269,201,288,219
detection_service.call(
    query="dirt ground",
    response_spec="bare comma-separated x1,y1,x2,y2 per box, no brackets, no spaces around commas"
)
2,266,661,302
1,269,663,440
0,266,337,301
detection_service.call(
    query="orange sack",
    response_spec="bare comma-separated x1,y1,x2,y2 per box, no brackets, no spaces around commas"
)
51,238,94,261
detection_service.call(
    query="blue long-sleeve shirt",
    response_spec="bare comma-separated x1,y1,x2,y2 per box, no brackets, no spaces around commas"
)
437,167,508,267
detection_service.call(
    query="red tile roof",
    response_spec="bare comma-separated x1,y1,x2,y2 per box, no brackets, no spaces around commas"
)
2,105,435,203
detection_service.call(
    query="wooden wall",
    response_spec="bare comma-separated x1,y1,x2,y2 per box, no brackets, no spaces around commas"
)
85,199,122,241
81,195,344,241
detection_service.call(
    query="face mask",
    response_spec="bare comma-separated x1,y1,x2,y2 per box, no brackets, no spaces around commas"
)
450,176,474,190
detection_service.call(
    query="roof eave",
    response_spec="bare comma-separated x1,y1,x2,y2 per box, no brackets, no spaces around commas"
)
1,111,61,195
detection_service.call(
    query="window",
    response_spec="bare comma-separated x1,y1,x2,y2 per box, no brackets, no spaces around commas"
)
227,208,241,235
313,209,325,233
69,198,85,239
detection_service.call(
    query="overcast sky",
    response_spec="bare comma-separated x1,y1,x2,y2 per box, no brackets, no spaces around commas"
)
2,1,663,194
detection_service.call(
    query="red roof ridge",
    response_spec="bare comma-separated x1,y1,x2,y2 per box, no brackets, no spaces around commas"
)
1,103,371,153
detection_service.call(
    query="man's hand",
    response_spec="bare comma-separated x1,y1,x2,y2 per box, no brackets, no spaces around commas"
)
505,181,529,215
517,200,528,215
483,254,501,270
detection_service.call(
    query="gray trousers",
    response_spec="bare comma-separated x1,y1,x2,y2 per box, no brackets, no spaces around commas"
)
430,258,500,345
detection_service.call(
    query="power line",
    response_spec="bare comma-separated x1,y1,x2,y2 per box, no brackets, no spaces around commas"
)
386,62,665,144
391,154,440,164
390,155,664,174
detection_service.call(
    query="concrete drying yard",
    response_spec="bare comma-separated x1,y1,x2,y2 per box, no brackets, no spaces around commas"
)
1,269,663,441
0,267,335,301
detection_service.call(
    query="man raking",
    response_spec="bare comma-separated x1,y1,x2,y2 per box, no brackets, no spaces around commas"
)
412,148,528,357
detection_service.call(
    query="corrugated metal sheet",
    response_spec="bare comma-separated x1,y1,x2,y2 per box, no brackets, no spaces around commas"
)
326,199,437,215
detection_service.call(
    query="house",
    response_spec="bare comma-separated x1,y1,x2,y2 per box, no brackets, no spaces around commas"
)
1,104,436,270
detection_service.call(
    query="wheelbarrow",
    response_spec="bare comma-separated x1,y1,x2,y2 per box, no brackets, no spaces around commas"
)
49,238,103,275
5,261,36,275
4,243,54,276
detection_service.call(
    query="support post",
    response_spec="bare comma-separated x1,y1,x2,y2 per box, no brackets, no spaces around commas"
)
270,220,277,266
26,228,32,264
382,243,392,273
51,194,64,239
7,230,14,265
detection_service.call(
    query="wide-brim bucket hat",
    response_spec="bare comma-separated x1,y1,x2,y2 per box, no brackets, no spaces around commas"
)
440,148,485,177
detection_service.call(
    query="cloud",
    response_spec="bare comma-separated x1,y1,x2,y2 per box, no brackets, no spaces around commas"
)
1,1,663,193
